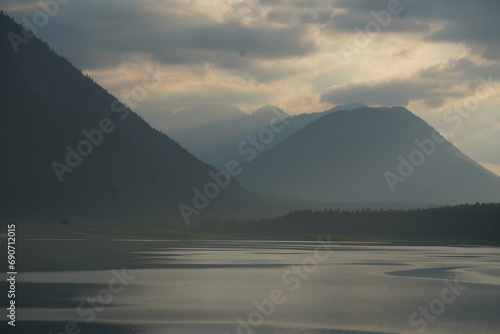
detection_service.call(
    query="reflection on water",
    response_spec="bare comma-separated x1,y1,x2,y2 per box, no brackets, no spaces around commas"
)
4,239,500,334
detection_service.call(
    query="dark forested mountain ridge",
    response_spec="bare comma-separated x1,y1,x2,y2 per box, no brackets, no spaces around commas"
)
0,12,252,225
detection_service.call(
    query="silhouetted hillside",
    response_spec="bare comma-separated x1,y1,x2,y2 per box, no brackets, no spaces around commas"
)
157,103,367,169
0,12,257,225
238,107,500,204
235,102,369,159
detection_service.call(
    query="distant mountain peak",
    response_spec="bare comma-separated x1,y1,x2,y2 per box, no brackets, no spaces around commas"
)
238,105,500,205
252,104,289,116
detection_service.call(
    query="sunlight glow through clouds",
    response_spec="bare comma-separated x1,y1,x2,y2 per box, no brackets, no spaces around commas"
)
4,0,499,168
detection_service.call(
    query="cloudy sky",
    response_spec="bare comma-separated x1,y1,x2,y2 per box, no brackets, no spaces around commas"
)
3,0,500,174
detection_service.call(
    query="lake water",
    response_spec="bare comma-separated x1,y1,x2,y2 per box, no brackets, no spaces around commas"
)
4,239,500,333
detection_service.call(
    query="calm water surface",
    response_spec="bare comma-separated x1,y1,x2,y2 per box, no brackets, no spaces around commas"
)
3,239,500,333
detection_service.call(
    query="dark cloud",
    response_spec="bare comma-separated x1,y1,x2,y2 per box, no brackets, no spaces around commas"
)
4,0,316,74
330,0,500,60
4,0,499,76
322,80,448,107
3,0,499,111
321,58,500,107
263,0,500,60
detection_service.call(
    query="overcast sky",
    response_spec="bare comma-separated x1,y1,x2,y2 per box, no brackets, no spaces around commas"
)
3,0,500,174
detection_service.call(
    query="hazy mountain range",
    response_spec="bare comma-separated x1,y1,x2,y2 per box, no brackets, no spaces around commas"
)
1,12,499,227
148,104,289,168
159,99,500,205
153,102,367,169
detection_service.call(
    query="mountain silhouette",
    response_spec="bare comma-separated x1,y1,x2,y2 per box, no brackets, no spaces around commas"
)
0,12,256,225
158,104,290,168
162,103,367,169
237,106,500,204
238,102,369,157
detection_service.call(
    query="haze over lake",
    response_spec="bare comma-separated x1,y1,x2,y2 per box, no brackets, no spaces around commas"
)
7,239,500,334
